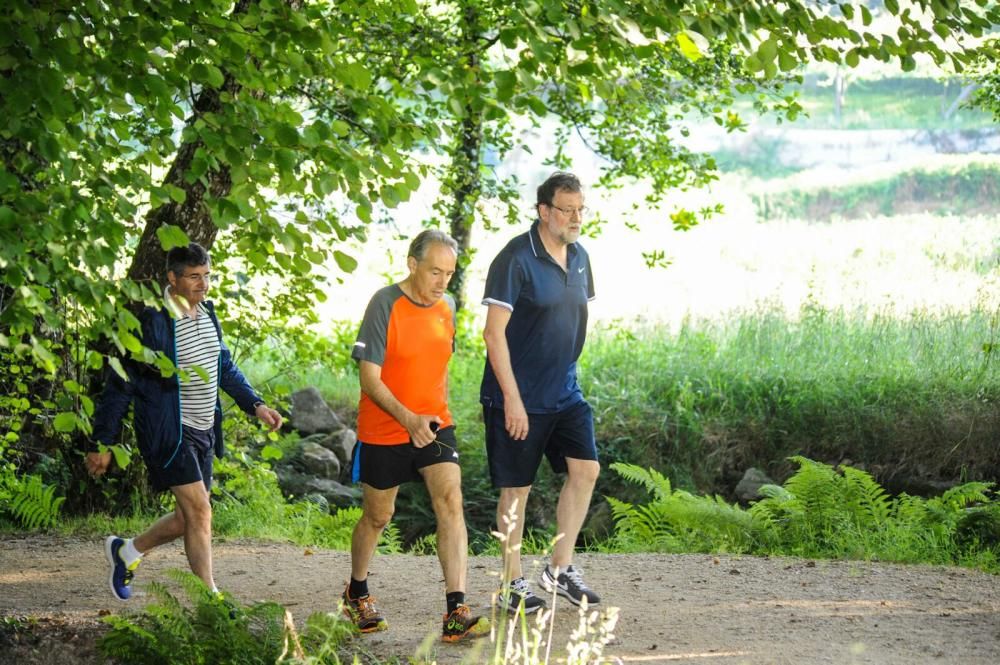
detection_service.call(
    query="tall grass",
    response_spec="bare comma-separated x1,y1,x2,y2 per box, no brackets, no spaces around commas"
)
579,305,999,495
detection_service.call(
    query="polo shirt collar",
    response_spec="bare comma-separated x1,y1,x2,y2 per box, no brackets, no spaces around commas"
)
528,219,579,264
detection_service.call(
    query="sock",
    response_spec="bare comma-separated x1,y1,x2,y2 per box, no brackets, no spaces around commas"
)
446,591,465,614
349,577,369,599
121,539,143,567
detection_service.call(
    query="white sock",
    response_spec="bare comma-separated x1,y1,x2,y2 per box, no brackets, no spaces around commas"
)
120,539,143,566
212,585,220,594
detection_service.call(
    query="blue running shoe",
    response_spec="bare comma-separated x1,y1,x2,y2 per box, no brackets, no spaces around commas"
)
104,536,139,601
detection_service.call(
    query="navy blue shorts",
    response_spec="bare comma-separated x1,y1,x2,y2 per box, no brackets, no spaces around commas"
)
484,400,597,488
350,425,460,490
148,426,215,493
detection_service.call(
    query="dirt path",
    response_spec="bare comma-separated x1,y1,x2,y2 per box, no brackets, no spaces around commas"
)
1,535,999,664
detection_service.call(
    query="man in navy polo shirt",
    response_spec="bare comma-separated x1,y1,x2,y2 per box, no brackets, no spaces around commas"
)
481,171,601,614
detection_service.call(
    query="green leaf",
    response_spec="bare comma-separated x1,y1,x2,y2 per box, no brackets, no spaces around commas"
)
339,62,371,90
333,250,357,273
109,357,128,381
156,224,190,251
261,444,284,461
53,412,77,433
676,32,702,62
110,444,131,470
884,0,899,14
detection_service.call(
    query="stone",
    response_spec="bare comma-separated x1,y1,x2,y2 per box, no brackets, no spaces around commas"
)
299,440,341,480
328,428,357,468
734,467,775,503
274,470,360,508
303,477,361,508
290,386,343,434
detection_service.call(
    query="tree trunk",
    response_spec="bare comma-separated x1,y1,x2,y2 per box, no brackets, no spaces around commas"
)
125,0,256,289
444,5,484,312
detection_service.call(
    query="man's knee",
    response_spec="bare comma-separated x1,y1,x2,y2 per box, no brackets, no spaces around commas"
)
569,460,600,485
432,483,464,517
362,506,394,531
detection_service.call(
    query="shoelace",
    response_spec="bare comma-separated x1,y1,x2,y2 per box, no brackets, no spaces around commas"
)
510,577,535,595
355,595,381,619
563,566,588,589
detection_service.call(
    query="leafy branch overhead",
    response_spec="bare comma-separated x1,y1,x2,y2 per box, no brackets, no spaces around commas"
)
0,0,998,430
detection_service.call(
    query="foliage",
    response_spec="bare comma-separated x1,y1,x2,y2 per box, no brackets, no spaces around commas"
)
607,458,1000,572
972,38,1000,122
98,570,356,665
606,463,773,554
211,450,401,552
577,305,1000,497
754,160,1000,221
2,473,65,530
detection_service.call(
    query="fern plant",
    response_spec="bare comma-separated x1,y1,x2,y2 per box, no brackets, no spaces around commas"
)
610,457,1000,571
608,462,773,553
5,474,64,530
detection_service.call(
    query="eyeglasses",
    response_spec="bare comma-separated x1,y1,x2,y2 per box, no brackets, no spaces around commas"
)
180,272,212,283
546,204,588,218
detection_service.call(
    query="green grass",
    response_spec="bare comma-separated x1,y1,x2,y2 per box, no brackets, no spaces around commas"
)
754,161,1000,222
240,303,1000,558
734,75,997,131
579,305,1000,496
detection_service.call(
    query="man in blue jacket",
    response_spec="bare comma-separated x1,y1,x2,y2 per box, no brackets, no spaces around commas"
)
86,242,282,601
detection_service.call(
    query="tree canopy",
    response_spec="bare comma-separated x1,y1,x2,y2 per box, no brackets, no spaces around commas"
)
1,0,998,451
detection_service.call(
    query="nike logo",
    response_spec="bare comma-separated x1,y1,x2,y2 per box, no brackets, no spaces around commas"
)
578,267,585,273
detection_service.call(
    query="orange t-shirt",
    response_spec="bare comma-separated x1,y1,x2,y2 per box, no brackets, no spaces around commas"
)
351,284,455,444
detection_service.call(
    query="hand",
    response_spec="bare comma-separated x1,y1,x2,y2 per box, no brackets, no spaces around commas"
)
255,404,283,432
406,414,443,448
504,397,529,441
85,451,112,477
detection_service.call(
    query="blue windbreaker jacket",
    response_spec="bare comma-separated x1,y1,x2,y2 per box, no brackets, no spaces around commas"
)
91,300,262,468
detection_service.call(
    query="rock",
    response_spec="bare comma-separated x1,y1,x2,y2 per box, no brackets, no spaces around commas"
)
735,467,775,503
290,387,343,434
303,477,361,508
328,428,357,468
275,470,360,508
299,440,341,480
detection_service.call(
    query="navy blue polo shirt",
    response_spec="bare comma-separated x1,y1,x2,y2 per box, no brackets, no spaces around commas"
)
480,220,595,413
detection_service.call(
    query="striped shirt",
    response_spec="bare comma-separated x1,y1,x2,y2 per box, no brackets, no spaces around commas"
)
174,301,221,430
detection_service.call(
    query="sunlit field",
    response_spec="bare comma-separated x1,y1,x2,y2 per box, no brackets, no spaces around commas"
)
310,153,1000,330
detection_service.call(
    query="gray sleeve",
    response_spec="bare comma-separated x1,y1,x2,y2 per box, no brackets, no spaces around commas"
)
443,293,458,352
352,286,398,366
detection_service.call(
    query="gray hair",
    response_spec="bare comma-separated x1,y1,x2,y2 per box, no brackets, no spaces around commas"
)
408,229,459,261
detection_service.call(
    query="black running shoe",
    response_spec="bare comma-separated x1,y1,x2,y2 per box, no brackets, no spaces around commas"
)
498,576,546,614
539,565,600,606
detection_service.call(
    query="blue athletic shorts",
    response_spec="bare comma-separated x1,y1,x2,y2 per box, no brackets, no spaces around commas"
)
148,426,215,493
484,400,597,488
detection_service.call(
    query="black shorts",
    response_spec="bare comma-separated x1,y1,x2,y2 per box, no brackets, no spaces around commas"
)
484,400,597,488
350,425,460,490
147,426,215,493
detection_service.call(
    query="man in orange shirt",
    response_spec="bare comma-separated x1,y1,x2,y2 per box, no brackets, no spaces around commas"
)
342,229,488,643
